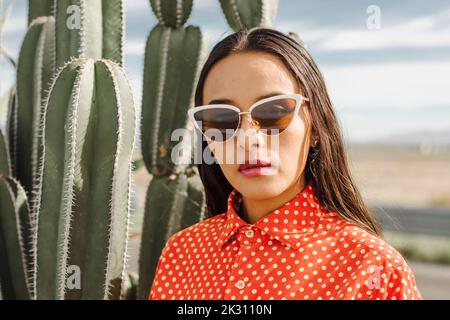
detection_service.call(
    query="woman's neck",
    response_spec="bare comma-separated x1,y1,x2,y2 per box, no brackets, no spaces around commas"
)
240,176,307,224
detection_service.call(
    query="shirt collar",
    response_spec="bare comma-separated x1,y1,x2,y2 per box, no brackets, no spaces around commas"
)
216,181,334,250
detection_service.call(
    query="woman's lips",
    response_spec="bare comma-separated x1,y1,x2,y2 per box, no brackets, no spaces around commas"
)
238,160,273,177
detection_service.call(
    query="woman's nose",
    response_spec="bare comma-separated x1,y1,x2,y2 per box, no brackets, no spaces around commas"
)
237,114,264,151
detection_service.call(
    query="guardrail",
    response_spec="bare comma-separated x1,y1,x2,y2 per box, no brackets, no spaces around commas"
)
371,206,450,237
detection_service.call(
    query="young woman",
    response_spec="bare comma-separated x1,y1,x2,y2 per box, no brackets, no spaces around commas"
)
148,28,422,300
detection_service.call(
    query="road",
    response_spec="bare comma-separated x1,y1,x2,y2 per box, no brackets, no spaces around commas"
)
408,260,450,299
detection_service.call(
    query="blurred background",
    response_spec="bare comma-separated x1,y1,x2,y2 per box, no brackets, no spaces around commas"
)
1,0,449,299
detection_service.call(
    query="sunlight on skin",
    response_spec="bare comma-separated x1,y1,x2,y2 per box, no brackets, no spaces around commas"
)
202,51,316,224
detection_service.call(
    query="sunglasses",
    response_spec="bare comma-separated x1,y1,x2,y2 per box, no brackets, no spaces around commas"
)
188,93,309,142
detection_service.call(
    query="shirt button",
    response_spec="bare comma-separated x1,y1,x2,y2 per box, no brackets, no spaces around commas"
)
245,229,254,238
235,280,246,290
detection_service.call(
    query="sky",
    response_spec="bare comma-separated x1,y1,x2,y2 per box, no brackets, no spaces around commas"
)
1,0,450,143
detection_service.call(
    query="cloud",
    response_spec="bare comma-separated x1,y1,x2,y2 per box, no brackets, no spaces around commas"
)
125,39,146,56
124,0,149,13
322,60,450,109
278,8,450,51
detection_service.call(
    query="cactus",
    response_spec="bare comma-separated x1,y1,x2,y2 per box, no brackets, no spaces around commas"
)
149,0,193,28
0,174,32,300
138,0,208,299
4,86,15,165
138,174,186,300
121,272,138,300
32,58,136,300
12,16,55,197
138,170,206,299
219,0,279,31
288,31,305,47
1,0,290,301
141,24,207,176
0,129,10,175
27,0,54,25
54,0,124,69
3,0,133,300
182,170,207,227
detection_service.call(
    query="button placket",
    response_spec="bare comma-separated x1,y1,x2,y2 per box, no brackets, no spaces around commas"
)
224,226,258,299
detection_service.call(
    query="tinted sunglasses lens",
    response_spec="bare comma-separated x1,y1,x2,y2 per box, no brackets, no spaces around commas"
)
193,107,239,142
251,98,297,134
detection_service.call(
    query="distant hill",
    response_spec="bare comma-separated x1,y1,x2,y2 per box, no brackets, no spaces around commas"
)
365,128,450,146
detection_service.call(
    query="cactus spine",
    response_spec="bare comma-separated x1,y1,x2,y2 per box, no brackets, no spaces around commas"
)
12,16,55,197
0,54,30,300
0,176,32,300
0,129,10,175
141,24,206,176
54,0,124,68
2,0,133,299
0,131,32,299
31,58,135,300
219,0,279,31
138,0,208,299
149,0,193,28
27,0,54,25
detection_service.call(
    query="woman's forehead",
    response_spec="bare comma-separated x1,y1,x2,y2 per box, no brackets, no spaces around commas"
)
203,52,298,107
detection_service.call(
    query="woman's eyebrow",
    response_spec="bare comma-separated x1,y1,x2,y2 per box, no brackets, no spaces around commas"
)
207,91,287,105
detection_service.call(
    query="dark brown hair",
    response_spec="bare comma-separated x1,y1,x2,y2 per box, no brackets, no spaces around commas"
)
193,27,382,237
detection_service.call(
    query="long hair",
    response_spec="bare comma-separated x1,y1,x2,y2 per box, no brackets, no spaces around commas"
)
193,28,382,237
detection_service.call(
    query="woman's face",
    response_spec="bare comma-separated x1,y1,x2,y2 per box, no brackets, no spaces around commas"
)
202,51,315,200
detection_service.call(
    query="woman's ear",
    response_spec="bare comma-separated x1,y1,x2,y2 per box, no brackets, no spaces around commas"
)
300,101,317,148
309,129,319,149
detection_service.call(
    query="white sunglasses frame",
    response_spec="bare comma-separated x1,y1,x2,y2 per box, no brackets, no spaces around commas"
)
187,93,309,143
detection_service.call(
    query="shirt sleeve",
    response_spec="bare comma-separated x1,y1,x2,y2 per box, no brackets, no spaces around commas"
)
346,240,423,300
355,257,423,300
379,262,423,300
148,235,176,300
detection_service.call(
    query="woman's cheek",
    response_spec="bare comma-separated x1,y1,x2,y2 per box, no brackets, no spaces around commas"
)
278,120,308,177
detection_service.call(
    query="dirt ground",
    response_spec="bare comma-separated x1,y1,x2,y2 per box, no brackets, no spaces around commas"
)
348,144,450,208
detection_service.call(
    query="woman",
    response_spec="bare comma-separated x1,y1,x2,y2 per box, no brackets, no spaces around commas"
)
148,28,422,300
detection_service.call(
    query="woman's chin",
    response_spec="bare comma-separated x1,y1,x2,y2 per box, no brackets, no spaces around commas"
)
232,175,287,199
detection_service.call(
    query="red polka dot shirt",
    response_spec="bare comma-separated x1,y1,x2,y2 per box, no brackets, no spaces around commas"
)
149,182,422,300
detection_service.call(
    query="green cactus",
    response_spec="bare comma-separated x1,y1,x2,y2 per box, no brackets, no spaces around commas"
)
27,0,54,25
219,0,279,31
138,173,186,300
288,31,304,46
121,272,138,300
182,169,207,227
138,0,209,299
0,175,32,300
54,0,124,69
4,87,15,169
32,58,136,300
149,0,193,28
141,24,207,176
0,129,10,175
12,16,55,197
138,170,206,300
